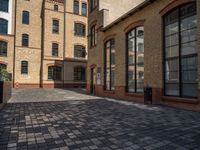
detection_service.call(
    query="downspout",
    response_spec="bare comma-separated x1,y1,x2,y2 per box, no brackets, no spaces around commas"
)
40,0,45,88
13,0,17,88
63,0,66,88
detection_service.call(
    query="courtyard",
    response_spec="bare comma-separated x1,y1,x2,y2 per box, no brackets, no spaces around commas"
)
0,88,200,150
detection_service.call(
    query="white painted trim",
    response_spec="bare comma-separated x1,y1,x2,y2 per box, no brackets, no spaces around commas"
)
0,0,13,34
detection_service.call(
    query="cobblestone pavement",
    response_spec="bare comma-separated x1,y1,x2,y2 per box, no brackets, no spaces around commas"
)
0,89,200,150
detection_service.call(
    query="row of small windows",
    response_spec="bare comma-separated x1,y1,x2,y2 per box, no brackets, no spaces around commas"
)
73,0,87,16
103,2,197,98
20,61,85,81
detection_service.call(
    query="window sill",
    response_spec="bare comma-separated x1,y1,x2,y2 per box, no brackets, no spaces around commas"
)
103,90,115,94
0,55,7,57
74,35,86,38
125,92,144,97
162,96,199,104
90,44,97,49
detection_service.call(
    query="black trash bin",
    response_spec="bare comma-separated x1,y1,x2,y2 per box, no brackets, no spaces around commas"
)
144,86,152,104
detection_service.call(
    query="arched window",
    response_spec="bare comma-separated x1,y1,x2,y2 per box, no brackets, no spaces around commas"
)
22,11,29,24
126,26,144,93
74,67,86,81
0,0,9,12
163,2,197,97
22,34,29,47
73,0,79,14
104,39,115,91
52,43,59,56
54,4,58,11
74,23,86,36
48,66,62,80
0,18,8,34
74,45,86,58
0,64,7,70
0,41,7,56
52,19,59,33
21,61,28,74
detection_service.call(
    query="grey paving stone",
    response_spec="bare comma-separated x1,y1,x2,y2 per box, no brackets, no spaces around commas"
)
0,88,200,150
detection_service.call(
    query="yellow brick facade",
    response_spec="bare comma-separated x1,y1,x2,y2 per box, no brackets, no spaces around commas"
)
87,0,200,111
0,0,88,88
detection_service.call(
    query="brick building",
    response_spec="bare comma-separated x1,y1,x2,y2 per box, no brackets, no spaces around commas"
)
87,0,200,110
0,0,88,88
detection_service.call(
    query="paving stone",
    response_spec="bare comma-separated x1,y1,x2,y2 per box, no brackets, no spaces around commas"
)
0,88,200,149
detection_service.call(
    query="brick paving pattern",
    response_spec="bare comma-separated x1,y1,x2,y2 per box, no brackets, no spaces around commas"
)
0,89,200,150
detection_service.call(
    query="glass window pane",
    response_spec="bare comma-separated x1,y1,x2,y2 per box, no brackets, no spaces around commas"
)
165,33,178,47
0,19,8,34
181,41,197,56
182,84,197,97
181,3,196,18
165,45,179,58
136,71,144,92
165,9,178,25
165,83,179,96
165,22,178,36
128,29,135,39
111,69,115,90
181,57,197,70
181,28,196,43
181,15,197,31
128,70,135,92
128,38,135,52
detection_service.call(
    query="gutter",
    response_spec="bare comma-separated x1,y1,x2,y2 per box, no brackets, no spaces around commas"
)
63,0,66,88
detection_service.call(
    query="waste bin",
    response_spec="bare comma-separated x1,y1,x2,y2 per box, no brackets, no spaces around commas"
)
144,86,152,104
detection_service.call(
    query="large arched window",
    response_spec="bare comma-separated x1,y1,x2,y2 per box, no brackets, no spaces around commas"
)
48,66,62,81
0,18,8,34
164,2,197,97
0,0,9,12
74,67,86,81
126,26,144,93
74,45,86,58
0,41,7,56
104,39,115,91
22,11,30,24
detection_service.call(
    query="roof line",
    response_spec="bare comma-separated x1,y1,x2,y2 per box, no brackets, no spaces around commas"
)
102,0,156,32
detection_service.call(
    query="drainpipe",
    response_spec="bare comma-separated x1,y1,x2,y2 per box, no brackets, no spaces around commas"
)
63,0,66,88
13,0,17,88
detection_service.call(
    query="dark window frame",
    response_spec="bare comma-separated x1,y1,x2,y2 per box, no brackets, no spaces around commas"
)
54,4,59,11
74,67,86,81
52,19,59,33
0,41,7,56
74,23,86,36
73,0,79,14
22,34,29,47
125,26,144,93
82,2,87,16
52,43,59,56
0,0,9,12
21,61,28,74
104,39,115,91
74,45,86,58
163,2,198,98
22,11,29,25
0,18,8,34
48,66,62,81
90,0,97,12
90,24,96,47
